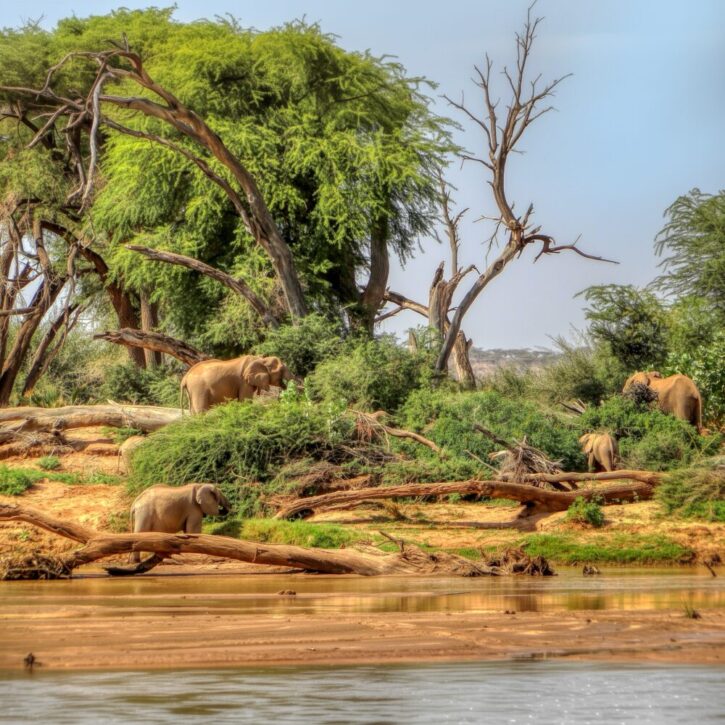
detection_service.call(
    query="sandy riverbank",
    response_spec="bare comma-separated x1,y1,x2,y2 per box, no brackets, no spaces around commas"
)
1,569,724,671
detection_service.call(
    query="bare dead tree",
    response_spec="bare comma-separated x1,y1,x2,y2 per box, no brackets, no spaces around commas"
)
0,46,307,318
427,7,616,374
380,175,478,386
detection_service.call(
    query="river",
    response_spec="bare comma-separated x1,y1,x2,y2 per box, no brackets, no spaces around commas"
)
2,661,723,723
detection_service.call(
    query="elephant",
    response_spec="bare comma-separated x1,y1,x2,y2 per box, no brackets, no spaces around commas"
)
117,435,146,473
180,355,272,413
579,432,618,472
623,371,703,431
129,483,230,562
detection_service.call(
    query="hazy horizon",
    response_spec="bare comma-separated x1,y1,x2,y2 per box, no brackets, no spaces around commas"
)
5,0,723,348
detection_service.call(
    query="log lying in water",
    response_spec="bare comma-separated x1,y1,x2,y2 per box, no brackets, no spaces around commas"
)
273,473,660,520
0,403,181,444
0,503,506,578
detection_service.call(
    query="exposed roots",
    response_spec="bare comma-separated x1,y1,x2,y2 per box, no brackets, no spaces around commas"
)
482,547,556,576
0,553,73,580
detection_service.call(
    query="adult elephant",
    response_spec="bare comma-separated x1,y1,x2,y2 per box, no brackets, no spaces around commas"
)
180,355,272,413
623,371,703,431
129,483,230,562
579,432,618,472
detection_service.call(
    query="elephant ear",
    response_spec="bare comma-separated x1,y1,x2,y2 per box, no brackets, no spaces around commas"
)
195,484,220,516
262,356,284,376
578,434,594,453
244,361,271,391
648,371,663,380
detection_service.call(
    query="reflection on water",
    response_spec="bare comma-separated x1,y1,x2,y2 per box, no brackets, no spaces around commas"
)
2,661,723,724
0,568,722,617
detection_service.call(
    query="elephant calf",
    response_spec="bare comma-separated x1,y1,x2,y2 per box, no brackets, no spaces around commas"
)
129,483,231,562
579,433,618,472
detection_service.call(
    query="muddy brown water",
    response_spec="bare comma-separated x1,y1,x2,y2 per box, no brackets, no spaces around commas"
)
1,567,722,616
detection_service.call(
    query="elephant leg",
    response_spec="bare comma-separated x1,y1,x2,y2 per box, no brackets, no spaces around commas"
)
184,512,203,534
587,453,595,472
191,390,211,414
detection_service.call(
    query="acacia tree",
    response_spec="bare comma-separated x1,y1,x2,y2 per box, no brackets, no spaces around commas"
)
381,8,614,376
1,12,449,343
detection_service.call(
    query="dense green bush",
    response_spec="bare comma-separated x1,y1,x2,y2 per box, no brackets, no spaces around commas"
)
0,466,34,495
128,399,357,510
565,496,605,528
254,313,344,378
398,388,583,470
100,362,182,406
308,335,433,413
578,396,718,471
656,458,725,521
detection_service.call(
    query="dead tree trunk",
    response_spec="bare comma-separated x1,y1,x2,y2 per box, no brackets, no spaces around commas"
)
93,329,209,367
0,503,504,578
273,474,660,520
0,403,182,443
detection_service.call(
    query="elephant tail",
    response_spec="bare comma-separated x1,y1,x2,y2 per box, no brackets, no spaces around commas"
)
179,379,187,416
695,394,703,433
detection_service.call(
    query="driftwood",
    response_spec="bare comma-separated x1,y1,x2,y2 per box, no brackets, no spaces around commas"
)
274,473,660,520
93,328,209,366
0,404,181,444
0,503,513,578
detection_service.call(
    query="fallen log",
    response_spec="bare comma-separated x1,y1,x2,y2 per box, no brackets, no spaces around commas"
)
0,503,505,578
93,329,209,366
0,403,181,444
509,470,662,486
274,475,658,520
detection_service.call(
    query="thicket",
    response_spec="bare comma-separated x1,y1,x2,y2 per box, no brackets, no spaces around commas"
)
656,458,725,522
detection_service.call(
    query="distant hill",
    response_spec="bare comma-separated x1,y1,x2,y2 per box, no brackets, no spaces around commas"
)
468,347,561,378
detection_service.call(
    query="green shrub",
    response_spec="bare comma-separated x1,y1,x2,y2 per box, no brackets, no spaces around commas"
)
100,362,181,406
565,496,605,528
398,388,583,470
254,313,344,377
656,458,725,521
237,519,359,548
128,399,357,509
0,466,34,495
38,456,61,471
578,396,718,470
308,335,433,413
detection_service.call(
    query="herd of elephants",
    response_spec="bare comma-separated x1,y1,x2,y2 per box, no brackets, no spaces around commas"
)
123,357,705,548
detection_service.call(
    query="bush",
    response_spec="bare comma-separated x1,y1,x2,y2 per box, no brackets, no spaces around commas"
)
254,313,344,378
128,399,357,510
0,466,34,496
578,396,718,471
565,496,605,528
238,519,359,548
398,388,583,470
100,362,182,406
38,456,61,471
656,458,725,521
308,335,433,413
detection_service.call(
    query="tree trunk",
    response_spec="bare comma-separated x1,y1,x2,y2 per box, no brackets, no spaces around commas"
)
93,329,209,367
273,475,659,520
0,276,66,406
0,403,182,443
452,331,476,388
358,215,390,333
140,293,162,368
22,303,79,396
76,245,146,368
0,503,505,578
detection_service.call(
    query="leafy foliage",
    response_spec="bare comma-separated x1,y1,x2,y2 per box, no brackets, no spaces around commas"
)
654,189,725,317
579,285,669,371
308,335,434,413
656,458,725,522
565,496,605,528
254,314,344,378
398,388,583,470
0,466,34,496
100,362,182,406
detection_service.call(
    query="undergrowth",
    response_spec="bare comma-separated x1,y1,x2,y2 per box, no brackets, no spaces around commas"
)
204,518,360,548
656,458,725,521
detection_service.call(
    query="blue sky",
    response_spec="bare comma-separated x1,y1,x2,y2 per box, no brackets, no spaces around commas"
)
2,1,723,349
